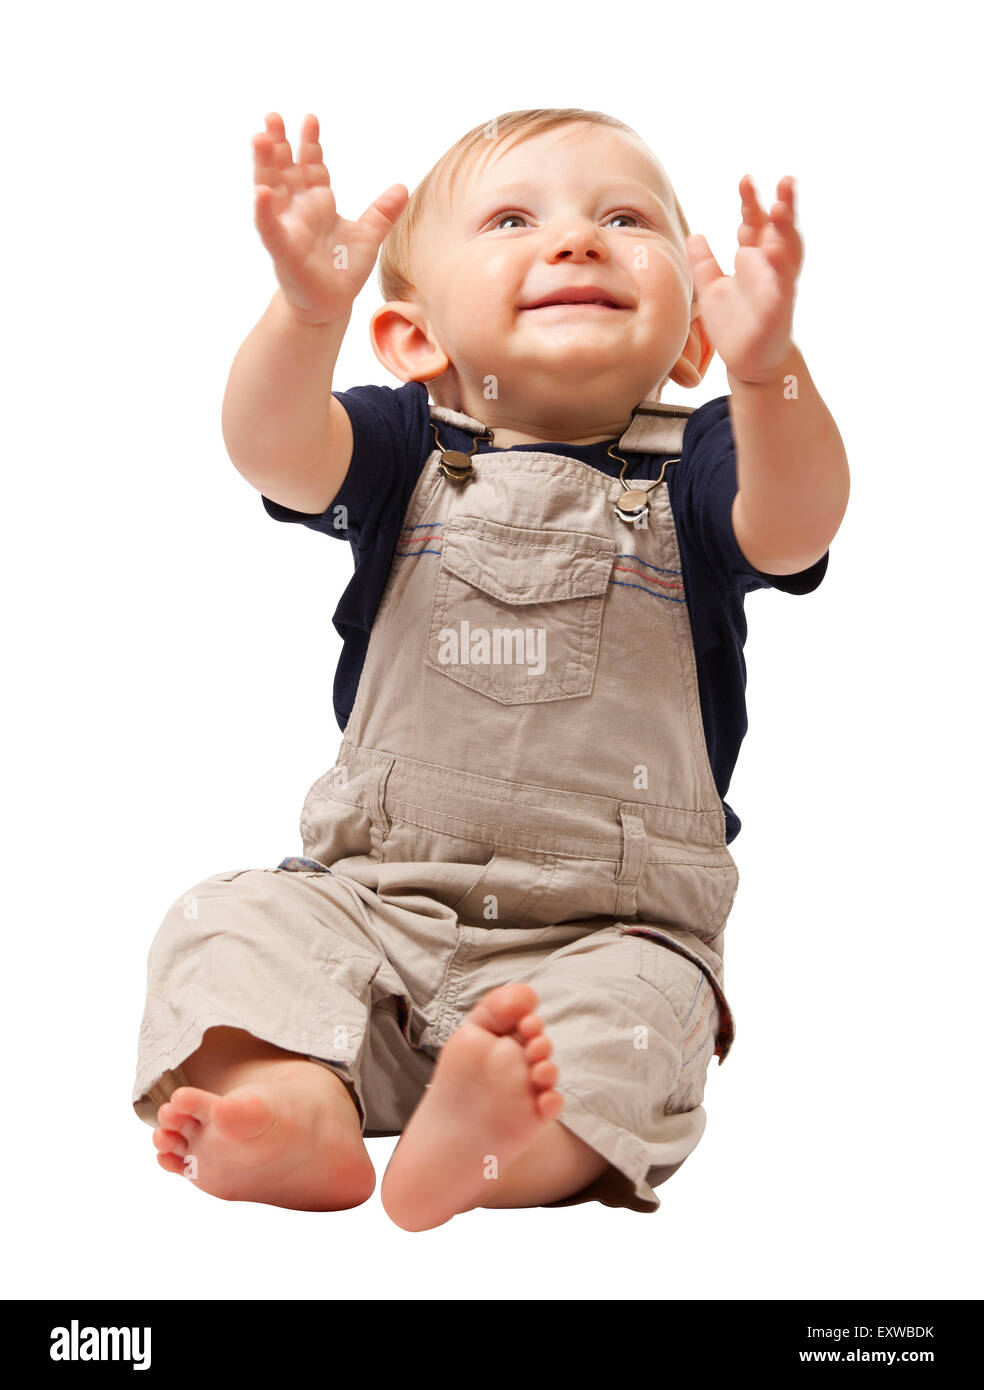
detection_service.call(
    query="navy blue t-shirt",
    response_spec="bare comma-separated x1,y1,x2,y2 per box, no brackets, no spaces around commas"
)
261,380,828,843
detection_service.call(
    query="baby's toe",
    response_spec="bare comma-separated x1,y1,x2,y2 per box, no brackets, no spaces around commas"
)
167,1087,213,1123
211,1088,277,1142
153,1125,187,1156
530,1059,559,1089
525,1032,552,1063
535,1088,565,1121
157,1101,201,1139
156,1151,188,1176
472,982,539,1035
515,1012,545,1043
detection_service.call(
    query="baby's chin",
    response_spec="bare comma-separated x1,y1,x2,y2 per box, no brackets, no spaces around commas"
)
509,310,668,355
496,335,664,390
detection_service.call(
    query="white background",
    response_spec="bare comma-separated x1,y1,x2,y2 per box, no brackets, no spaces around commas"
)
3,0,980,1303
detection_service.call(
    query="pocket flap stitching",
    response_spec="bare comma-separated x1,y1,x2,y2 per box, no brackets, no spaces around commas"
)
442,518,614,606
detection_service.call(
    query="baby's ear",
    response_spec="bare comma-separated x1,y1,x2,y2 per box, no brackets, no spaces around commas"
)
369,300,450,384
668,310,714,389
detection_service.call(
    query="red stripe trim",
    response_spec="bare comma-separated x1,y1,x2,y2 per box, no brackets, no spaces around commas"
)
612,563,684,592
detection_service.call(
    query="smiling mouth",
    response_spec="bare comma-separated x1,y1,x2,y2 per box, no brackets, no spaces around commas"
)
521,301,627,311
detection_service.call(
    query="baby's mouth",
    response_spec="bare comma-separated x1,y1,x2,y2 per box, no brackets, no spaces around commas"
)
521,301,626,311
519,287,631,312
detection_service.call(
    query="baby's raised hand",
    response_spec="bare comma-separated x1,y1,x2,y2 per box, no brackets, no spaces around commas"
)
685,175,803,385
252,112,409,326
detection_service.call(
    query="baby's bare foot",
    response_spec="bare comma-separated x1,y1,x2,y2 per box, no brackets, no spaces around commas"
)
151,1060,375,1211
380,982,564,1231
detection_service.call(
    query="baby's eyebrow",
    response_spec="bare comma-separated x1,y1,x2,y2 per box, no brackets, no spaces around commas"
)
466,181,670,216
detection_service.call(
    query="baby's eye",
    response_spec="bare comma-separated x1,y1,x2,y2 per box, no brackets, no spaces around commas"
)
487,209,648,232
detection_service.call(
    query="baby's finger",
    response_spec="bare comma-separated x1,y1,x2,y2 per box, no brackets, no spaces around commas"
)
739,174,767,221
768,177,799,237
252,115,293,190
252,131,284,188
263,111,287,142
762,178,803,273
774,175,796,212
296,112,331,188
255,111,295,177
737,174,767,247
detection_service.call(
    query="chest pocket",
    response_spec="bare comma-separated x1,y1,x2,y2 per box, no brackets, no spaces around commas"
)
425,515,616,705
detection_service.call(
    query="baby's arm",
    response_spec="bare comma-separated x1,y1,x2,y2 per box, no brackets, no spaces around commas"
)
222,294,351,514
687,176,850,575
221,113,408,515
728,343,849,575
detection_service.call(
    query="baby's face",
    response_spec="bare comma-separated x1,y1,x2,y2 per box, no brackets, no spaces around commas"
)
403,125,698,436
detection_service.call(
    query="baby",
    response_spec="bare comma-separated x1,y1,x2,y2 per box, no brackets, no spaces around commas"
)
132,108,849,1229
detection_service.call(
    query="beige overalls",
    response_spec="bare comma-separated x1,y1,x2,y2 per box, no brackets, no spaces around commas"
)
133,395,740,1212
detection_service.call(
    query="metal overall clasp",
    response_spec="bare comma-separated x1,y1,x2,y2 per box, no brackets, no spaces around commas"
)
431,420,494,483
608,441,680,525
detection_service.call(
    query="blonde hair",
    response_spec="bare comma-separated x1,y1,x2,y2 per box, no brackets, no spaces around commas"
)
376,108,691,308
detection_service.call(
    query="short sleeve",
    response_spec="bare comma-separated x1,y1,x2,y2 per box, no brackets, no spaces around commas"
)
675,395,829,596
260,380,433,549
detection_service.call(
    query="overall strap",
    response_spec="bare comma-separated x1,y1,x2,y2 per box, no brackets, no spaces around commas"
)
428,403,489,435
427,399,695,456
615,401,694,456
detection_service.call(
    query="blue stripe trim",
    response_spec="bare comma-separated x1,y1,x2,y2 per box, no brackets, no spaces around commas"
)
681,976,705,1026
614,552,682,576
681,1036,711,1068
609,578,686,603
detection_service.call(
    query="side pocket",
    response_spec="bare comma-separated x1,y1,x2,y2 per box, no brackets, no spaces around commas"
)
311,942,382,1060
632,933,719,1112
447,849,562,928
308,942,384,1130
446,853,500,918
298,755,394,866
635,853,739,944
367,757,395,860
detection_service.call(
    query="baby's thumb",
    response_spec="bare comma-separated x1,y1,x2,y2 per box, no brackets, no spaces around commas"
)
254,183,290,259
358,184,410,245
